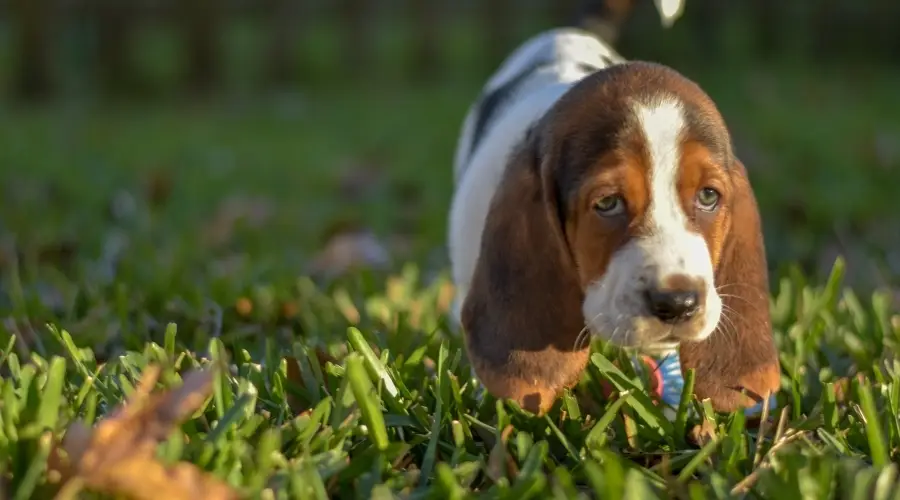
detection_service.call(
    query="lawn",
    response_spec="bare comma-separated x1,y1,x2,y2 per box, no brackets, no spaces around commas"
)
2,16,900,499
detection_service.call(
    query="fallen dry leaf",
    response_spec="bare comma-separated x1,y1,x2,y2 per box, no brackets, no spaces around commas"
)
235,297,253,317
0,238,78,272
436,281,456,315
833,373,867,403
336,154,387,200
280,301,299,320
308,228,391,278
203,195,274,247
50,364,241,500
144,169,175,208
36,239,79,268
687,420,718,447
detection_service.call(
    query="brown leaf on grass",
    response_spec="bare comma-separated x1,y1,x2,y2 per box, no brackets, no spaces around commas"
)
235,297,253,317
144,169,175,208
833,373,867,403
308,228,391,278
50,365,241,500
336,154,388,200
203,195,274,248
36,240,79,268
0,238,78,272
280,301,299,320
436,281,456,316
687,420,718,448
314,348,338,368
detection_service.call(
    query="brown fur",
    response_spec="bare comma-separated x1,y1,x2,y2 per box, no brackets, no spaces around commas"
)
568,150,647,289
461,61,780,415
462,133,590,415
677,140,731,269
678,158,781,411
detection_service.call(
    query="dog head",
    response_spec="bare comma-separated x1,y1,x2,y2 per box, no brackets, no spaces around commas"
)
461,61,780,414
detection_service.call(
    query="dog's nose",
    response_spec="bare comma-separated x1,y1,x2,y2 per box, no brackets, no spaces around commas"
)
643,287,700,323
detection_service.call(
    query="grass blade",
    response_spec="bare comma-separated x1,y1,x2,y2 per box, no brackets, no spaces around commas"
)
674,367,696,445
419,341,448,487
585,391,631,450
346,353,389,451
347,327,399,398
676,434,720,483
36,356,66,432
857,377,889,468
590,353,673,436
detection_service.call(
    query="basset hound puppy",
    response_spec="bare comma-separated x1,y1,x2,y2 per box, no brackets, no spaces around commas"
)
447,28,781,416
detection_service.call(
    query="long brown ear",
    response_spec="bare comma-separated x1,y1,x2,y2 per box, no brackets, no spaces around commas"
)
461,130,590,415
679,159,782,414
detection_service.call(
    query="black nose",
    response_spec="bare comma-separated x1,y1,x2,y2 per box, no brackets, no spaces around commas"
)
643,288,701,323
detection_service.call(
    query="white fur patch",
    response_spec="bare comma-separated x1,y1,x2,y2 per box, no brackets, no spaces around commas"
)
582,97,722,353
453,29,624,184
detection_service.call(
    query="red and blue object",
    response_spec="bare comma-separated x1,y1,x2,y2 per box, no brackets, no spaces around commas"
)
599,352,777,419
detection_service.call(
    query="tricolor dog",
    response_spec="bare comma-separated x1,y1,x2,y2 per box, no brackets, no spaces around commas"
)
447,28,781,415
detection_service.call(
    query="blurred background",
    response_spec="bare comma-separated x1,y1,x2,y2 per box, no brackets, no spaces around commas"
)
0,0,899,341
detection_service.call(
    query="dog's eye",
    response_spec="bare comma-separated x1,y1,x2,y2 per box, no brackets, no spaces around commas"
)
593,195,625,216
695,187,720,211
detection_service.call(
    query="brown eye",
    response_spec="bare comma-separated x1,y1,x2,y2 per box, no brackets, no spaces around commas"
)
695,187,720,211
593,195,625,216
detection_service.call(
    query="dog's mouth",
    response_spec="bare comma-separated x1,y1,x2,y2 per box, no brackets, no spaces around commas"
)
639,327,690,354
641,340,679,356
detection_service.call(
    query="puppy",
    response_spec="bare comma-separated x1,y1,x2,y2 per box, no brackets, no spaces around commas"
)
447,28,781,415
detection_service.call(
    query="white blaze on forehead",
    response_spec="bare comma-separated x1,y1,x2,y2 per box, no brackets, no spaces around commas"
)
635,98,688,231
581,97,723,350
633,97,714,285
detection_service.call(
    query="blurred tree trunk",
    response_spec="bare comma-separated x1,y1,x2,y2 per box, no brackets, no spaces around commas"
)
755,0,783,59
264,0,302,86
481,0,513,71
180,0,223,95
875,0,900,63
407,0,440,81
10,0,54,101
690,0,725,61
93,0,137,96
548,0,580,27
892,8,900,64
339,0,370,78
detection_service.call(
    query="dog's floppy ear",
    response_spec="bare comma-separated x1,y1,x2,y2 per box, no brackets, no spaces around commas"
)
679,158,781,413
461,129,590,415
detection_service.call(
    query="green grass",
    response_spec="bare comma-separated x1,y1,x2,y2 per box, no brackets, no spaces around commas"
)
2,258,900,499
1,15,900,500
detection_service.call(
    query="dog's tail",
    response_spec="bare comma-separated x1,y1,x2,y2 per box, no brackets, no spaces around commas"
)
574,0,686,44
573,0,634,45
